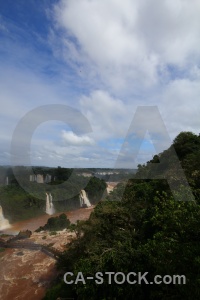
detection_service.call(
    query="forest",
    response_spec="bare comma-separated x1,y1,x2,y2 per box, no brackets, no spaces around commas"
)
0,168,106,223
44,132,200,300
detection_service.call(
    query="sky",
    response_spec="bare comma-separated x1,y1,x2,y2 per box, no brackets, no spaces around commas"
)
0,0,200,168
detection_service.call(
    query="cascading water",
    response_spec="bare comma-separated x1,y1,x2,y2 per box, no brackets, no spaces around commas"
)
79,190,92,208
45,193,55,215
0,205,11,230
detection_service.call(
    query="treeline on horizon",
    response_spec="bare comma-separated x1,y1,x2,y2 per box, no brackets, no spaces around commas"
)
0,166,136,185
44,131,200,300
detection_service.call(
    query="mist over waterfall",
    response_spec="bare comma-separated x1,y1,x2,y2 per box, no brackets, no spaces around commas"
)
79,190,92,208
0,205,11,230
45,193,55,215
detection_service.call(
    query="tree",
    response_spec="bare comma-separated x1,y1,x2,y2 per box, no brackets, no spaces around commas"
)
44,131,200,299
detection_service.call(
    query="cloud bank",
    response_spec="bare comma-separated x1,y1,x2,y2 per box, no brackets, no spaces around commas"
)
0,0,200,167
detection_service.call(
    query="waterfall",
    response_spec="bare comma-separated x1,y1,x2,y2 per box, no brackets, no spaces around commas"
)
79,194,84,207
0,205,11,230
79,190,92,208
45,193,55,215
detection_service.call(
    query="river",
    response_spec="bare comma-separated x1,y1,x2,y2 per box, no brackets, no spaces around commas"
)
2,206,95,235
0,206,95,300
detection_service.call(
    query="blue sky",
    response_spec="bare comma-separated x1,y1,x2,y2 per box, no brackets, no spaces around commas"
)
1,0,200,168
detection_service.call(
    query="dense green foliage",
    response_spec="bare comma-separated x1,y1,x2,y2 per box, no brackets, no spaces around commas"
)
0,184,45,222
44,132,200,300
85,177,107,204
35,214,70,232
0,170,106,223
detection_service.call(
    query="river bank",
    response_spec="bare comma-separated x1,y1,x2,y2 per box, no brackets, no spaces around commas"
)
2,205,95,235
0,206,94,300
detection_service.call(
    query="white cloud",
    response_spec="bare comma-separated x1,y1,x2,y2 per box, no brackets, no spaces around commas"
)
160,77,200,138
1,1,200,168
0,64,79,165
53,0,200,92
79,90,133,140
137,0,200,66
61,130,95,146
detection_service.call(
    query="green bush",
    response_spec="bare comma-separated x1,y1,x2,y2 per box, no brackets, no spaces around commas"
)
36,213,71,232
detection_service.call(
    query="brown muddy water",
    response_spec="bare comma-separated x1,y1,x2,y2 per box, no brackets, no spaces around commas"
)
0,206,94,300
2,206,95,235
